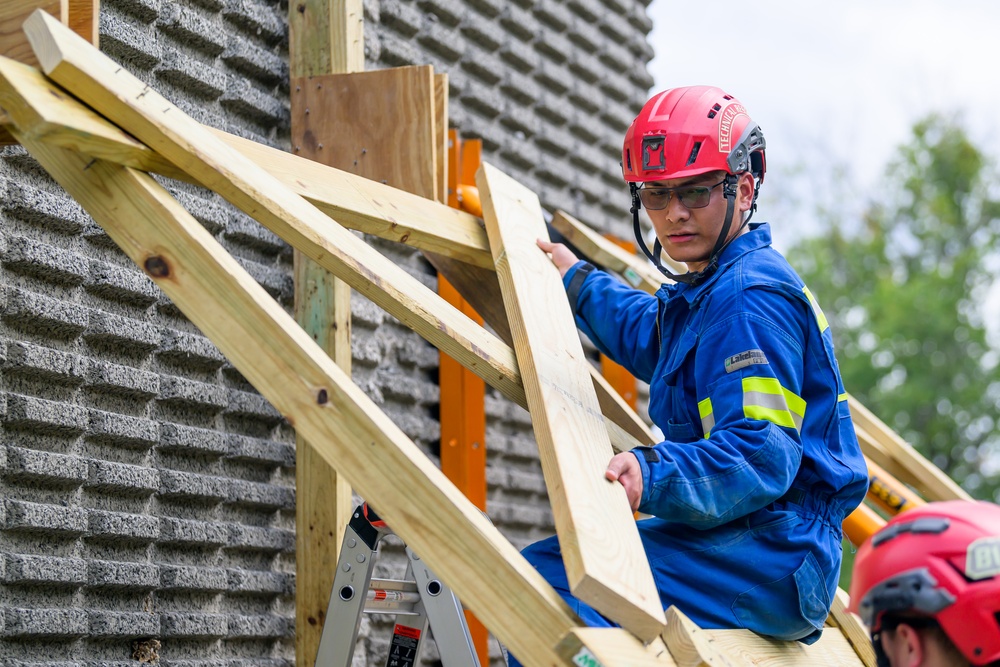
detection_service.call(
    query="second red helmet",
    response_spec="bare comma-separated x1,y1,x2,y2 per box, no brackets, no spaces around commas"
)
622,85,766,184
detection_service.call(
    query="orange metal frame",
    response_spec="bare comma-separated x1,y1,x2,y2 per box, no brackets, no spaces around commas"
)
439,129,489,663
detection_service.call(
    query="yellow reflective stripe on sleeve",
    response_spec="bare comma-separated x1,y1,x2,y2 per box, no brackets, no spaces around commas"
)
802,285,830,332
838,392,848,403
742,377,806,432
698,397,714,439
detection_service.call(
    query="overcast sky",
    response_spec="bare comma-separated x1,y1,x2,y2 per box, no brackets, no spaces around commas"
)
646,0,1000,337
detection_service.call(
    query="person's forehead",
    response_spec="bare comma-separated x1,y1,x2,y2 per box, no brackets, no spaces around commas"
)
646,173,722,188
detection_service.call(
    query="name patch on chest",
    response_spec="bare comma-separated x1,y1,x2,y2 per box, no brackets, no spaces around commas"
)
725,349,768,373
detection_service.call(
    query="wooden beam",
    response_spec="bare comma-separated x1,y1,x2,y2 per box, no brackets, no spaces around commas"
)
14,133,584,666
24,8,527,411
0,54,492,268
0,57,648,450
67,0,97,45
663,606,864,667
556,629,676,666
1,1,65,68
477,161,665,641
848,396,971,501
434,73,448,205
829,589,877,667
288,2,362,662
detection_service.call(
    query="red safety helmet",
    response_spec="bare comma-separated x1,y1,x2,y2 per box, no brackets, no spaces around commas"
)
848,500,1000,665
622,85,766,184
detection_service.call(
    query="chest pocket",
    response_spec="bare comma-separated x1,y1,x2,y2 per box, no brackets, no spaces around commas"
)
656,325,700,443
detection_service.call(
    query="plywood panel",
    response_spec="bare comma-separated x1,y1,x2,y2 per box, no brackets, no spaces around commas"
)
477,161,665,641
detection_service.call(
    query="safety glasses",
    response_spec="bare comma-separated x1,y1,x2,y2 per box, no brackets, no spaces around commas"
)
637,177,726,210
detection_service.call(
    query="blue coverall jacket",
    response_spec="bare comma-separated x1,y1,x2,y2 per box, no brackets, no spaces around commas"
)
519,223,869,647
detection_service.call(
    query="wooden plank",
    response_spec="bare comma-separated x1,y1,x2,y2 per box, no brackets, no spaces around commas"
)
288,2,362,662
0,57,646,450
848,396,971,501
15,133,584,666
556,629,676,666
292,67,438,204
67,0,97,45
829,589,877,667
664,607,864,667
23,9,529,417
477,161,665,641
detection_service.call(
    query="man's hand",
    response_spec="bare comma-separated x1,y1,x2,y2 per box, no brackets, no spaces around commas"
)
537,238,579,278
606,452,643,512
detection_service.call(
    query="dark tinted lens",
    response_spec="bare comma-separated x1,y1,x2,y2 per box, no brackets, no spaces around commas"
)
677,186,712,208
639,188,671,210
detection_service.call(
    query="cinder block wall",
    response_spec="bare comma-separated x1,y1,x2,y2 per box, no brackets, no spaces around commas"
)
0,0,655,665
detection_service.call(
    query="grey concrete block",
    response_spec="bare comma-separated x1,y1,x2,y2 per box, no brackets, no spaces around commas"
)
88,509,160,543
158,469,230,503
86,460,160,496
158,517,227,547
157,375,228,411
2,341,88,386
226,479,294,510
499,102,540,138
3,499,87,535
2,393,88,435
499,3,536,41
86,359,160,399
87,410,160,449
158,422,228,457
220,78,289,128
417,20,466,63
2,608,88,638
459,77,504,120
460,11,504,51
157,49,228,100
226,568,292,596
86,260,159,307
226,523,294,553
159,564,228,591
566,48,603,85
99,12,162,70
224,388,283,425
88,610,159,638
84,311,161,352
222,0,285,44
567,0,602,20
87,560,159,590
379,0,422,37
2,236,89,286
166,187,232,235
4,447,88,487
225,434,294,468
2,553,87,587
0,183,90,235
0,286,89,339
158,328,225,371
534,0,572,30
227,614,291,639
233,256,294,302
535,122,574,158
223,214,286,255
465,0,503,18
535,27,573,65
498,38,540,74
156,4,226,57
378,35,423,68
158,612,227,639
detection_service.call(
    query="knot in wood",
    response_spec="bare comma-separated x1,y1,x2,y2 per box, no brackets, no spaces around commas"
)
144,255,170,278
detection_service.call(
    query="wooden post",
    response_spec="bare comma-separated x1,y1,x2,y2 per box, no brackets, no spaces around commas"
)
288,1,362,664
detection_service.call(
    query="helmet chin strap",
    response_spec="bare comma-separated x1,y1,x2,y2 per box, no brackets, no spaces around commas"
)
631,174,755,286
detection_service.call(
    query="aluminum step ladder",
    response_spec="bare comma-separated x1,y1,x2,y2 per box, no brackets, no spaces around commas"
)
315,503,483,667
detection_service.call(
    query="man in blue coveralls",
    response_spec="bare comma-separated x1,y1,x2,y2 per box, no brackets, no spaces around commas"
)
508,86,869,665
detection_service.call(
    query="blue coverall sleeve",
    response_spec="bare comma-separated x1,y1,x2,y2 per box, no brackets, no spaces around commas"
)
563,264,661,383
634,288,810,528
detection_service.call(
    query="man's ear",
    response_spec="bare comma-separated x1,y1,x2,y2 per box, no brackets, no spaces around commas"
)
737,172,755,212
881,624,927,667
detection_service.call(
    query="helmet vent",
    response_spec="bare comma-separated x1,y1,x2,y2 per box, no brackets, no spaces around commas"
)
625,148,632,172
708,103,722,119
686,142,702,166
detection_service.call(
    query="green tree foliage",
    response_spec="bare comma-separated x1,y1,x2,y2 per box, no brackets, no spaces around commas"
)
787,115,1000,501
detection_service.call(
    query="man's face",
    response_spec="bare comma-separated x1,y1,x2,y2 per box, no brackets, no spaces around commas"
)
640,171,754,272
